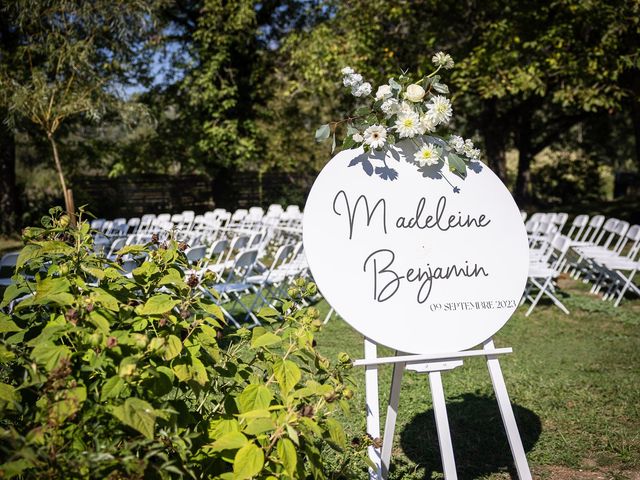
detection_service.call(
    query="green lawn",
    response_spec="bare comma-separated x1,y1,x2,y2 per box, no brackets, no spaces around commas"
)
311,278,640,480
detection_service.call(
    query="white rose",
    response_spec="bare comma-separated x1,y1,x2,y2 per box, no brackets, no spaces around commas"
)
375,84,392,100
405,83,426,102
352,133,363,143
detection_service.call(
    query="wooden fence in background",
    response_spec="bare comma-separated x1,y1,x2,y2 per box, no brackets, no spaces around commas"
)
73,171,314,218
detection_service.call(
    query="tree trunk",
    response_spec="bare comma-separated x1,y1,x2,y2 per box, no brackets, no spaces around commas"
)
0,111,18,235
47,132,74,224
630,70,640,172
514,112,533,205
479,99,508,182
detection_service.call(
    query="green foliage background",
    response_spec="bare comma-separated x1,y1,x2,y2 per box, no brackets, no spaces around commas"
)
0,0,639,229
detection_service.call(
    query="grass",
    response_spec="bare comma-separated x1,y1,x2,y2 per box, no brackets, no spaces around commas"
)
309,278,640,480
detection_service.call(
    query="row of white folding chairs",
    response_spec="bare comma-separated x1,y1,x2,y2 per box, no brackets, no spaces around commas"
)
525,213,640,310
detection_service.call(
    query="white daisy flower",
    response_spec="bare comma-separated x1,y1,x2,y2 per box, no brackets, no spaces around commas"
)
352,132,364,143
450,135,465,153
395,111,421,138
432,52,455,69
363,125,387,149
352,81,372,97
341,66,355,75
419,114,437,134
415,143,440,167
343,73,363,87
426,95,453,125
381,98,400,116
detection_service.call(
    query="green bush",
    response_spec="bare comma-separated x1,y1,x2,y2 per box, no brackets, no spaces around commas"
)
0,209,362,479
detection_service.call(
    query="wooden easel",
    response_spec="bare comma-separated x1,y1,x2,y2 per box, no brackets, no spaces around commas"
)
357,337,532,480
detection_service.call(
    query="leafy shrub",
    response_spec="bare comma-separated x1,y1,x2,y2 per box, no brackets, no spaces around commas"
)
0,209,361,479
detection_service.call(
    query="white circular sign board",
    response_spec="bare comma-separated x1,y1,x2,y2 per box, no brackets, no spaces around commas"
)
303,141,529,355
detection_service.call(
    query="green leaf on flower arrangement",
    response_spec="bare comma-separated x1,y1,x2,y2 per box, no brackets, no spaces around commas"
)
163,335,183,360
432,82,449,94
250,330,281,349
93,288,120,311
324,418,347,451
342,135,356,149
447,153,467,178
111,397,157,440
30,342,71,371
0,382,19,408
277,438,297,477
315,124,330,142
233,443,264,480
101,376,125,401
137,294,179,315
273,359,301,396
388,78,401,91
210,431,248,451
237,384,273,413
243,417,276,436
354,106,370,117
346,124,359,136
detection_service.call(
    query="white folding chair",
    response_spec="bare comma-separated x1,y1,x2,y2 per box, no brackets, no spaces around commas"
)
522,236,571,316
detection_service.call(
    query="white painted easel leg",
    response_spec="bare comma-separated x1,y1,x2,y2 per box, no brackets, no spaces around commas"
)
428,371,458,480
381,358,405,478
364,338,383,480
483,339,532,480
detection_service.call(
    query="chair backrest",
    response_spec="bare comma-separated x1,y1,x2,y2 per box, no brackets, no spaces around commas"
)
0,252,20,277
157,213,171,223
595,218,619,247
226,249,259,282
625,225,640,260
207,239,229,263
528,212,544,224
171,214,184,224
520,211,527,222
91,219,106,230
566,214,589,241
285,205,300,214
554,212,568,232
610,220,630,253
185,245,207,264
113,218,127,226
581,215,606,243
549,235,572,270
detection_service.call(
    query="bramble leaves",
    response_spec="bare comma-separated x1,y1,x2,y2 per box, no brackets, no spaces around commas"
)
0,211,362,479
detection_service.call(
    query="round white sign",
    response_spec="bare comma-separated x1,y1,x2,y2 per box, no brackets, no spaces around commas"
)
303,141,529,354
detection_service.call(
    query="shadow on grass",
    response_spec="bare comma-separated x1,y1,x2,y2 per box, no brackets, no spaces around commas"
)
398,393,541,480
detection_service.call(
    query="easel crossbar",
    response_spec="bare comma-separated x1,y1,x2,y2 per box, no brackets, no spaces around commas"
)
353,347,512,367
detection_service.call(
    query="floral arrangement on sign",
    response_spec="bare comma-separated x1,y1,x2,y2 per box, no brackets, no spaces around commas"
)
315,52,481,185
